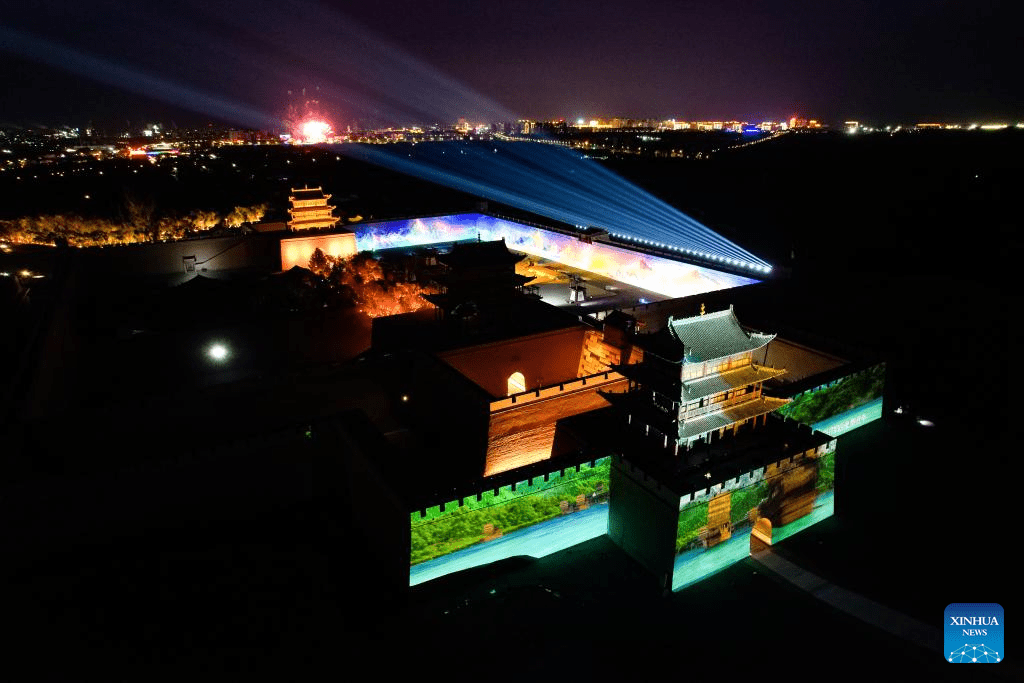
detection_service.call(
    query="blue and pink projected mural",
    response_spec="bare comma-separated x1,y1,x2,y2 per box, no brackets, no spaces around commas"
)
354,213,759,299
410,458,611,586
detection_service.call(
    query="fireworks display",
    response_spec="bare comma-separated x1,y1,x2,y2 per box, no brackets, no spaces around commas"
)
283,91,335,144
299,119,332,144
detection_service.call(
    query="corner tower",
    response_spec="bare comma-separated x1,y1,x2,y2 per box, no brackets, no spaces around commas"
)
607,305,789,453
287,186,339,231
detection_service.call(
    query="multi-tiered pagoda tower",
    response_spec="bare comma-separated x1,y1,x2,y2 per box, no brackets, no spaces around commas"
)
287,186,339,231
598,305,834,590
607,305,789,455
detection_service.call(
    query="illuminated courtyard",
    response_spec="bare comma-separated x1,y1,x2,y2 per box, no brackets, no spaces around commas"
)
346,212,762,307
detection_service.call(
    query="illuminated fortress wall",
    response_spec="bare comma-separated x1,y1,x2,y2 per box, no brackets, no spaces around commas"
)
673,440,837,591
409,457,611,586
355,213,759,299
485,371,627,476
279,232,357,270
438,327,589,399
775,363,886,437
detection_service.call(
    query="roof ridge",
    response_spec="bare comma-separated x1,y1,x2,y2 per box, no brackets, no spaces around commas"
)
670,307,733,327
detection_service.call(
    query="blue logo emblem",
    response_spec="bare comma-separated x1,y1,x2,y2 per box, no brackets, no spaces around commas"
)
945,603,1003,663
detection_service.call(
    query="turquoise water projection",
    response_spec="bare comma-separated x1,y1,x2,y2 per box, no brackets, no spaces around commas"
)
410,458,611,586
672,444,836,591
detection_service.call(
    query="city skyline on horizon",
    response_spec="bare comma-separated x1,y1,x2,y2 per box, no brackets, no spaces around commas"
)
2,0,1020,131
5,112,1021,136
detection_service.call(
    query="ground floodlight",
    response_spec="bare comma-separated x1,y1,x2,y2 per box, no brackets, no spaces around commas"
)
208,343,230,362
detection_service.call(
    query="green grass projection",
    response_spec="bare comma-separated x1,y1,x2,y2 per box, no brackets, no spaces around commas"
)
674,453,836,555
777,363,885,426
817,452,835,492
676,502,708,553
410,458,611,566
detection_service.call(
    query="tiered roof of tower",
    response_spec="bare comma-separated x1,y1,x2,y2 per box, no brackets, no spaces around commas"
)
606,305,790,451
287,186,339,231
638,307,776,363
423,239,534,314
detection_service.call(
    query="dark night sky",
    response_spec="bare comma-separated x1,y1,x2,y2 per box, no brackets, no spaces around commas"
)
1,0,1020,129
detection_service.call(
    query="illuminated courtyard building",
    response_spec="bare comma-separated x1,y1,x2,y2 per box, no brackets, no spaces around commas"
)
373,240,634,479
578,306,837,589
320,213,886,593
287,186,339,231
9,207,882,597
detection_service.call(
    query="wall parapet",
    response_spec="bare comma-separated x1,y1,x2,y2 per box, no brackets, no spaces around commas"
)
489,370,626,412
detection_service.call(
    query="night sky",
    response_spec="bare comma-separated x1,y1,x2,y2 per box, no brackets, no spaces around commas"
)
1,0,1020,129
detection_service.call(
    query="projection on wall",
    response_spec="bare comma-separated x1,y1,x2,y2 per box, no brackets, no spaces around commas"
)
776,363,886,437
410,457,611,586
673,442,836,591
354,213,759,299
280,232,357,270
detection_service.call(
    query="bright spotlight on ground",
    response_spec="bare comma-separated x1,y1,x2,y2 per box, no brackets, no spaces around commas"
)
208,343,230,362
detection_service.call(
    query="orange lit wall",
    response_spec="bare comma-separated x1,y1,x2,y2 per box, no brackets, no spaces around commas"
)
484,371,627,476
438,327,589,399
280,232,357,270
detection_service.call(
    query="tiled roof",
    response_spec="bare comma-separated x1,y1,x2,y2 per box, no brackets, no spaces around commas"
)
289,205,335,215
289,217,338,227
438,239,525,268
668,305,774,363
290,187,327,200
681,364,787,401
678,396,790,438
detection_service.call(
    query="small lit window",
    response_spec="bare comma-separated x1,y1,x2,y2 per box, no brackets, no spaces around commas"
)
507,372,526,395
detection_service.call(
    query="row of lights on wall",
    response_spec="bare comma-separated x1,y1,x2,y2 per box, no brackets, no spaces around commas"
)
607,232,772,273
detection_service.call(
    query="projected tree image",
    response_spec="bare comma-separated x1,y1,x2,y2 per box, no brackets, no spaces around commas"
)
676,500,708,552
410,458,611,585
777,363,886,436
672,447,836,591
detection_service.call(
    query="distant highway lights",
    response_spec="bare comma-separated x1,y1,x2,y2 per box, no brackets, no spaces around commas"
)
207,342,230,363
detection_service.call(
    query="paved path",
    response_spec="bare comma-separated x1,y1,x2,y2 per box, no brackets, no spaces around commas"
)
751,548,940,651
751,548,1022,679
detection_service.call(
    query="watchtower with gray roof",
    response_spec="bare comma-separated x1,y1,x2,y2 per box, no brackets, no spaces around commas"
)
607,305,789,452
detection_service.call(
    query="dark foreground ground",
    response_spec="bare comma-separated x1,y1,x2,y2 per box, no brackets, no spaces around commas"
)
1,417,1015,680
